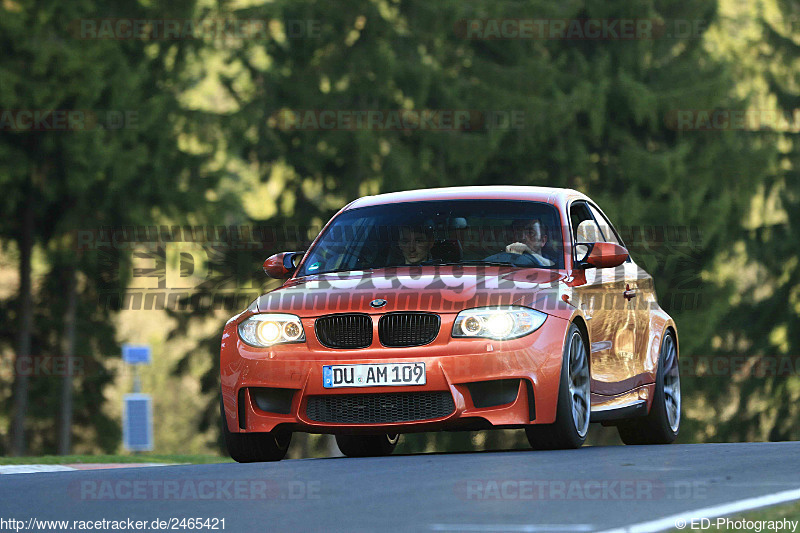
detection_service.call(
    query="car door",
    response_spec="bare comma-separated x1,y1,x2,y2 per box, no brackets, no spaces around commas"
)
586,202,649,391
569,201,636,396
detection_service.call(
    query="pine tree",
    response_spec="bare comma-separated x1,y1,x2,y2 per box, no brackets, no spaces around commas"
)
0,0,222,454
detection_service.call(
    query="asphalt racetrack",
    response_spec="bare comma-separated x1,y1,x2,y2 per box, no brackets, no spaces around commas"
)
2,442,800,532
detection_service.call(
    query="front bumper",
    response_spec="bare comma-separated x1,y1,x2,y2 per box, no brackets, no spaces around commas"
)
220,312,570,434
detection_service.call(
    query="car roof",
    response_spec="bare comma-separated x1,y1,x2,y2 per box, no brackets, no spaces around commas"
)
346,186,588,210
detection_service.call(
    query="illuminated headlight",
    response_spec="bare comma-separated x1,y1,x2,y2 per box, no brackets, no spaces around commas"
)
238,314,305,347
452,307,546,340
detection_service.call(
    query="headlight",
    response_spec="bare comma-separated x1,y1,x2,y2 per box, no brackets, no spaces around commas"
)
238,314,305,347
452,306,546,340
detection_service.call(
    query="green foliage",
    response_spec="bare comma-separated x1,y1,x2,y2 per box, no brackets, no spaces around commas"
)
0,0,222,454
1,0,798,455
684,0,800,443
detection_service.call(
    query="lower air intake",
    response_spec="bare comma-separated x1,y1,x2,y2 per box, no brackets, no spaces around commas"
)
306,391,455,424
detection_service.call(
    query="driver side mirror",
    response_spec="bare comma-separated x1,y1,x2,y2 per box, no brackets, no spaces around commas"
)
263,251,305,279
575,242,628,269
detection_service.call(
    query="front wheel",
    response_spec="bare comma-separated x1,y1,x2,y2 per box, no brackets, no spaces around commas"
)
526,323,590,450
335,433,400,457
617,332,680,445
220,396,291,462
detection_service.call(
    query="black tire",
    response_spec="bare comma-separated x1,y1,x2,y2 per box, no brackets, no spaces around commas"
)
525,323,590,450
617,332,680,445
220,396,291,462
335,433,400,457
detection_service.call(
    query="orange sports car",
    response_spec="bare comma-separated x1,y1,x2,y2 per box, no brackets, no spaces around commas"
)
220,186,680,461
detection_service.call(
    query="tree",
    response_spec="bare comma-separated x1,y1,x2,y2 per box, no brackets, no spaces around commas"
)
0,0,222,454
693,0,800,442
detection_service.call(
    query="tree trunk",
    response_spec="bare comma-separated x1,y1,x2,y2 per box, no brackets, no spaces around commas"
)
58,266,78,455
11,184,34,456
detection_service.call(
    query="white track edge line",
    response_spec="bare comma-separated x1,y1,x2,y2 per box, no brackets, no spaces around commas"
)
596,487,800,533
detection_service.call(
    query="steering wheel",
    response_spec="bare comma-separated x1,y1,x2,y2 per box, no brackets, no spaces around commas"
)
483,251,548,267
345,249,373,269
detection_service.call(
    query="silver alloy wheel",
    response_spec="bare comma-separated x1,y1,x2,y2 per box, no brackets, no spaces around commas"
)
662,335,681,433
567,331,590,438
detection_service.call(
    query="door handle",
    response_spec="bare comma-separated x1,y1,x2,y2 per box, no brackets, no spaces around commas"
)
623,283,637,301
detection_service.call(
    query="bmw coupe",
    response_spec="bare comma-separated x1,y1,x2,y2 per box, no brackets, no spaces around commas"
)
219,186,680,461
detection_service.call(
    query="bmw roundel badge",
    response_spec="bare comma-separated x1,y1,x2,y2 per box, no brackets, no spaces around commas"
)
370,298,388,308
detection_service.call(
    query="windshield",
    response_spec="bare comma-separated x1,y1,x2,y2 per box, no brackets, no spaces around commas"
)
297,199,564,276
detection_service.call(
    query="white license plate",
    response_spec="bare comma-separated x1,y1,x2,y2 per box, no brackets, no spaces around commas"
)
323,362,426,388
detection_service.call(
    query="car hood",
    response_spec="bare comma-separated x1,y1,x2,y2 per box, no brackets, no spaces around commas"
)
256,266,565,316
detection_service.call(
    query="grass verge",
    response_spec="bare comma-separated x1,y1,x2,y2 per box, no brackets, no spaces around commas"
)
0,454,232,465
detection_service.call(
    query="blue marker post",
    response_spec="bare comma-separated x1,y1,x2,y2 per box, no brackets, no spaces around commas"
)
122,344,153,453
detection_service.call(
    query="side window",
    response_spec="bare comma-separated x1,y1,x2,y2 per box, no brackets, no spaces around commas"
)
588,203,632,263
570,202,605,244
588,205,621,245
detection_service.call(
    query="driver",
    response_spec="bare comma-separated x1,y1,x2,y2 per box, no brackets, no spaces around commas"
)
505,219,555,266
397,225,434,265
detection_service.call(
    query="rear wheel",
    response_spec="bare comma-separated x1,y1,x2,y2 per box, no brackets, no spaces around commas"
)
525,323,590,450
220,396,291,462
335,433,400,457
617,332,680,445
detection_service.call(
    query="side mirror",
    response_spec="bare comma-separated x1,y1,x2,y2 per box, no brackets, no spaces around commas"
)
263,251,305,279
575,242,628,269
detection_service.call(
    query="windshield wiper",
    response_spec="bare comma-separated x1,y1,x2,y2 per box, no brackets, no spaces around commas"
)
301,267,377,276
301,260,526,276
